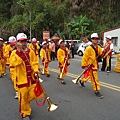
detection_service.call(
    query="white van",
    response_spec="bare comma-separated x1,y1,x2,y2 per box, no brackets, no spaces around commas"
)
64,40,81,44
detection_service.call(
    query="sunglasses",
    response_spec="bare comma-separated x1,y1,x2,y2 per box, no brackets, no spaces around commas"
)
92,38,99,40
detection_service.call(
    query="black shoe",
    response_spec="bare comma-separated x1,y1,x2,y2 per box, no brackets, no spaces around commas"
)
47,74,50,77
94,91,103,99
61,81,66,85
79,80,85,87
101,69,105,71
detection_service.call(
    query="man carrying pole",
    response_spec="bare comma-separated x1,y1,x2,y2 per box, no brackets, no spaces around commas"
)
40,41,51,77
57,39,70,85
80,33,105,99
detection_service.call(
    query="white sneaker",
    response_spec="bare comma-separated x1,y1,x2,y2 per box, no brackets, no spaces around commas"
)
15,92,18,99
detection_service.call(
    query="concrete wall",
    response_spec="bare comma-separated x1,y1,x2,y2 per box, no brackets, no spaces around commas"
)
103,28,120,53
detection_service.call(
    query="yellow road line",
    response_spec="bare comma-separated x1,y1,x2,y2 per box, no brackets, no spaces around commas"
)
49,67,120,92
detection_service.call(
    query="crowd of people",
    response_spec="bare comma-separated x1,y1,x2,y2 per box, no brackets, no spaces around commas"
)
0,32,113,120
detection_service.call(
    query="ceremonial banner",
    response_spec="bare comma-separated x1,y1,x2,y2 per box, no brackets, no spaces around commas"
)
43,31,50,40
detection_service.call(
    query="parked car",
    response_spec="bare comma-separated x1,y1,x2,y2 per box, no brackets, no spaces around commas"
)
64,40,81,44
74,42,81,54
77,43,86,56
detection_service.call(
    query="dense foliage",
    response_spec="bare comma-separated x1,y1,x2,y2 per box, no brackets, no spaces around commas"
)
0,0,120,40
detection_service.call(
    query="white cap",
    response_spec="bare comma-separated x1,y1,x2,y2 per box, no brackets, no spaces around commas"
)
4,41,8,43
42,41,47,45
31,38,37,43
0,38,3,41
59,39,64,44
91,33,99,39
16,33,27,41
48,39,51,41
9,36,16,42
106,35,112,40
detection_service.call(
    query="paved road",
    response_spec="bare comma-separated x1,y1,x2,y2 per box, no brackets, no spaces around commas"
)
0,55,120,120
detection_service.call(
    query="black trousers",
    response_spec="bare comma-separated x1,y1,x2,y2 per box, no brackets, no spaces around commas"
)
71,50,74,58
101,56,111,71
51,52,55,61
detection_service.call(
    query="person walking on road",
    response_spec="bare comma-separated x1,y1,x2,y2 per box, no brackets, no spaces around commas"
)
10,33,42,120
101,35,113,73
0,38,5,78
40,41,51,77
28,38,40,71
57,40,70,85
80,33,105,99
50,40,56,61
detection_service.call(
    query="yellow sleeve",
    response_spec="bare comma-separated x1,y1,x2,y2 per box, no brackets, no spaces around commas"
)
30,50,39,72
4,45,11,58
9,50,23,67
49,45,52,53
28,43,33,49
36,43,40,50
81,47,90,67
57,49,65,65
40,49,45,60
98,46,103,55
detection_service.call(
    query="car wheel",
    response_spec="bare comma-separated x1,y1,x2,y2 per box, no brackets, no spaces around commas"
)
78,51,83,56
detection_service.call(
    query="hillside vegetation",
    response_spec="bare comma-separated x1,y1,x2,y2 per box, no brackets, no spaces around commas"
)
0,0,120,40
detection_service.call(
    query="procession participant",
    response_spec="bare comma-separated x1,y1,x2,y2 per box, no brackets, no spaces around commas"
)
57,39,70,85
28,38,40,71
8,36,18,99
2,40,6,76
4,36,18,79
10,33,41,120
0,38,5,77
101,35,113,73
40,41,51,77
47,39,52,53
4,37,17,67
80,33,104,99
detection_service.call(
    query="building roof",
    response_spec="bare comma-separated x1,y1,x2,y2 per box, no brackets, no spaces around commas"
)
102,26,120,33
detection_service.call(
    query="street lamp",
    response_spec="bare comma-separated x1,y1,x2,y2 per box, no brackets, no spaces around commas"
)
17,2,32,40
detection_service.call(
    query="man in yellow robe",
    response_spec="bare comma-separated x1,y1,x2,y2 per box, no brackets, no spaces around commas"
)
40,41,51,77
7,36,18,99
57,40,70,85
10,33,41,120
81,33,104,99
28,38,40,70
0,38,5,77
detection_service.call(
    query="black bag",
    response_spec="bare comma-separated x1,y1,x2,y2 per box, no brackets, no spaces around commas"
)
91,45,102,62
